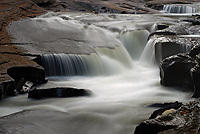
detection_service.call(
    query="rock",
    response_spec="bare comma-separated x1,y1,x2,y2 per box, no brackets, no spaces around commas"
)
189,45,200,97
155,42,191,64
150,24,189,39
28,87,91,99
135,99,200,134
148,32,176,40
188,45,200,58
191,64,200,98
134,117,175,134
148,101,183,119
7,66,46,85
31,0,55,5
15,78,37,94
158,99,200,134
0,80,15,99
160,53,196,89
157,24,169,30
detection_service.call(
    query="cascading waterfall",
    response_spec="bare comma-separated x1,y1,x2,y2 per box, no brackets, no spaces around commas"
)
40,54,89,76
162,4,200,13
40,46,133,76
140,37,192,65
139,38,157,65
120,29,150,59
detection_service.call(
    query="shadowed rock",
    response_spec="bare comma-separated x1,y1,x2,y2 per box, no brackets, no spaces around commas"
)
135,99,200,134
0,80,15,99
160,53,196,89
148,101,183,119
155,42,191,65
7,66,46,85
28,87,91,99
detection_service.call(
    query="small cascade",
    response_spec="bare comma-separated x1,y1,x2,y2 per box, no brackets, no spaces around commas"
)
95,46,133,74
140,37,192,65
162,4,200,14
40,54,89,76
139,38,157,65
120,29,150,59
39,46,133,77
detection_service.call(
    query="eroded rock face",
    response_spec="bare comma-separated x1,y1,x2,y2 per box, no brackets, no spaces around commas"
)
28,87,91,99
160,53,196,89
135,99,200,134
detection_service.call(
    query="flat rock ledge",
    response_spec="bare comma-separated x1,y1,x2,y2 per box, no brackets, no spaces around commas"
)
135,98,200,134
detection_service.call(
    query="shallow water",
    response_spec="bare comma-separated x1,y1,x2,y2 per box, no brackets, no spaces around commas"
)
0,62,193,133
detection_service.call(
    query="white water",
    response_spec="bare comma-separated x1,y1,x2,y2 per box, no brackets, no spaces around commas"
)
0,12,195,133
162,4,200,14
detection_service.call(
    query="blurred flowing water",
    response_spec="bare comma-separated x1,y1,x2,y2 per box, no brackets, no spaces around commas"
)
0,12,196,134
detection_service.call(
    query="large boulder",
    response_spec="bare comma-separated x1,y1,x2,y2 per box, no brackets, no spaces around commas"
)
155,42,191,65
189,45,200,98
160,53,196,89
191,65,200,98
28,87,91,99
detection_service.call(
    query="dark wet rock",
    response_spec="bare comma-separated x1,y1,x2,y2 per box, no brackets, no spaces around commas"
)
145,3,164,11
160,53,196,89
135,117,175,134
155,42,191,64
157,24,169,30
189,46,200,98
148,101,183,119
185,19,200,25
188,45,200,59
158,99,200,134
7,66,46,85
0,80,15,99
148,32,176,40
28,87,91,99
157,24,189,35
31,0,64,11
191,65,200,98
15,78,39,94
135,99,200,134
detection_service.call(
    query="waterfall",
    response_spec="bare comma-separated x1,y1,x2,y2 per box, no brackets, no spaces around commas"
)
162,4,200,14
140,37,192,65
39,46,133,77
139,38,157,65
120,29,150,59
40,54,89,76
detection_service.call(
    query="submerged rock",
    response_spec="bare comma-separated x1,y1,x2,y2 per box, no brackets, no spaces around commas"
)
28,87,91,99
135,99,200,134
160,53,196,89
